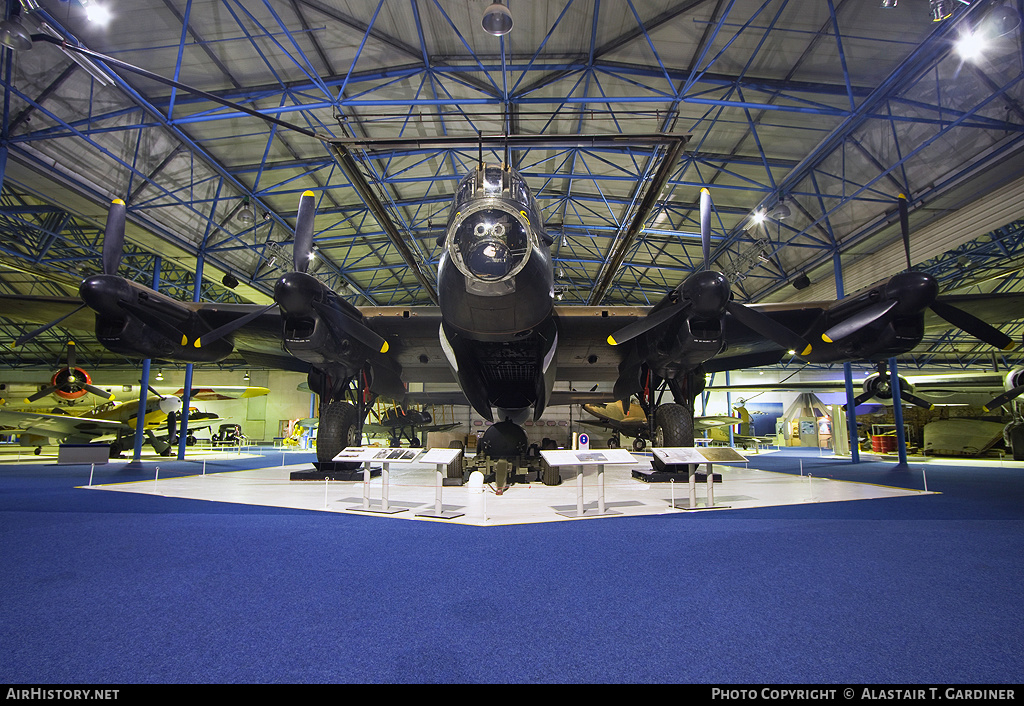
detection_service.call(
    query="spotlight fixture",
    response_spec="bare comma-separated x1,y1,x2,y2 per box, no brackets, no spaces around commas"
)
983,3,1022,37
156,369,164,382
769,198,791,220
221,273,239,289
930,0,953,22
237,196,255,225
792,273,811,290
243,370,250,381
482,1,513,36
0,2,32,51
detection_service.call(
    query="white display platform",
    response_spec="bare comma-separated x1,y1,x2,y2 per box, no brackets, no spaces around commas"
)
79,450,937,527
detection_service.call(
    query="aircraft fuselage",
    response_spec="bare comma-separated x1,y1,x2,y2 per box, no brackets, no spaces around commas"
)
437,164,557,423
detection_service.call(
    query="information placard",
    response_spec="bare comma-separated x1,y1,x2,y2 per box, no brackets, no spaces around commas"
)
540,448,637,467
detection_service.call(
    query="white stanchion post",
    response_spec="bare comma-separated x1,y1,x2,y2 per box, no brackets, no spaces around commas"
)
575,469,584,516
324,478,329,509
706,463,714,507
597,465,606,515
922,467,928,492
800,459,803,476
689,468,697,509
155,466,160,483
362,462,371,510
381,463,391,511
88,463,95,487
670,478,675,509
203,460,207,476
434,469,444,514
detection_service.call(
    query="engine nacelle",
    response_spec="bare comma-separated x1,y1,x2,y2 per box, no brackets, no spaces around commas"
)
1005,368,1024,393
80,274,234,362
862,372,913,401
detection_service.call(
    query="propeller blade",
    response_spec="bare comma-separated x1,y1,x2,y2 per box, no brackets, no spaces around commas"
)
66,340,77,371
25,385,59,404
189,303,278,349
167,411,178,445
851,389,876,407
821,300,897,344
102,199,127,276
311,300,390,354
982,385,1024,412
726,301,812,356
898,194,911,271
900,390,935,410
147,384,166,400
84,383,115,401
293,190,316,273
13,304,88,347
929,299,1015,350
700,187,711,270
607,301,689,346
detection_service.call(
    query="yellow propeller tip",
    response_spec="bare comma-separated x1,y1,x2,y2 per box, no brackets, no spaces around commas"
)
193,339,203,348
700,187,709,194
380,341,389,354
303,190,315,198
898,193,906,200
112,198,125,205
1003,342,1017,351
800,344,812,356
607,335,618,346
982,406,991,412
821,334,833,344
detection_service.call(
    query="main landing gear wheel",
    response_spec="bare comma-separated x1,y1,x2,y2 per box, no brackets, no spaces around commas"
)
653,403,694,448
317,401,360,463
1008,423,1024,462
632,436,647,452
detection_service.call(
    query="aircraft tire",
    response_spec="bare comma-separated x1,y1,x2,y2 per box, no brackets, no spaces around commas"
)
317,401,360,463
1010,423,1024,462
653,403,694,447
632,436,646,451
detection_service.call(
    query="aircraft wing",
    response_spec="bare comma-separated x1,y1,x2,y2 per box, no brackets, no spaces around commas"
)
173,386,270,400
694,415,742,430
0,408,125,441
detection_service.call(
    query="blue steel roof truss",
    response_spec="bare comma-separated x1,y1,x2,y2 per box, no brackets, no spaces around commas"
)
0,0,1021,370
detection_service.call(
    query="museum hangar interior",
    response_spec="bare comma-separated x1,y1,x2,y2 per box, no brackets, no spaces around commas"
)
0,0,1022,685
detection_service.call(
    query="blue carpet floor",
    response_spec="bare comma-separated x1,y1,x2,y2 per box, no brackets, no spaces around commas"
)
1,448,1021,684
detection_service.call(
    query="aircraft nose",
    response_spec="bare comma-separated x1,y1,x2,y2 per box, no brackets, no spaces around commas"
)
159,396,183,415
451,208,530,281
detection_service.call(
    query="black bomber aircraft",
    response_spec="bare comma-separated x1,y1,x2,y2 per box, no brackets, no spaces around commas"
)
5,32,1024,472
5,167,1024,473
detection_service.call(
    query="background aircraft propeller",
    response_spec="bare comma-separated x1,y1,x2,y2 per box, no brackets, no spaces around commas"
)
822,195,1014,351
24,341,114,404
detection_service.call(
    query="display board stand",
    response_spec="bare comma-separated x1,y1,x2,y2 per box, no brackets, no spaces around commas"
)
540,449,637,519
415,448,465,520
646,447,748,511
325,447,421,515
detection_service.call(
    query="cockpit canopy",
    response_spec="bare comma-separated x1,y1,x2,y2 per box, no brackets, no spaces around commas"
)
446,164,540,283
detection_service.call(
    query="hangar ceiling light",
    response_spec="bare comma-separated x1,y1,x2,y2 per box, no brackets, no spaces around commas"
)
482,1,513,36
